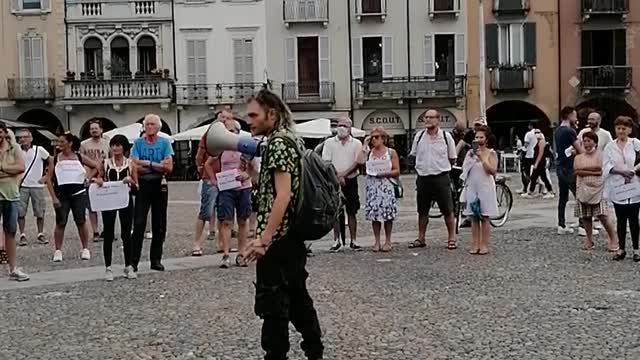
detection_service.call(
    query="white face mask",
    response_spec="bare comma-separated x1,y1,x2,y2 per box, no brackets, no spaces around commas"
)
337,127,349,138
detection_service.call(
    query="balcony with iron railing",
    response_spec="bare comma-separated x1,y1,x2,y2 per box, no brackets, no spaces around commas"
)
578,65,632,94
175,83,269,105
582,0,629,21
282,81,335,104
489,65,535,92
355,0,387,22
63,77,173,103
428,0,461,19
7,78,56,101
353,76,465,101
283,0,328,27
492,0,530,16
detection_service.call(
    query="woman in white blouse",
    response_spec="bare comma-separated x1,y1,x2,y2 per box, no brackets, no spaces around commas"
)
603,116,640,261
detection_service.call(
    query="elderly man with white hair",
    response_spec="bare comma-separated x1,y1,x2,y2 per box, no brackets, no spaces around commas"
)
322,116,365,252
130,114,174,272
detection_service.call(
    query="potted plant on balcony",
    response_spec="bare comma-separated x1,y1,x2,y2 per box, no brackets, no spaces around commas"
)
65,70,76,81
163,69,170,79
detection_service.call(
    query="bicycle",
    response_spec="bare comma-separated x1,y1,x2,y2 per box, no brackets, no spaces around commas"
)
428,167,513,231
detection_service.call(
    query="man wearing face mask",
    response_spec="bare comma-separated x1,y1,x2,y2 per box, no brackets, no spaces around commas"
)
322,117,364,252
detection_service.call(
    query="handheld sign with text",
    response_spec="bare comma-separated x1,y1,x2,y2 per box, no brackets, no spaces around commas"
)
366,159,392,176
88,182,130,212
216,169,242,191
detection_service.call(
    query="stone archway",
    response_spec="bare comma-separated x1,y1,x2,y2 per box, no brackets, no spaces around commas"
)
16,109,64,149
486,100,551,150
576,96,638,134
79,117,117,140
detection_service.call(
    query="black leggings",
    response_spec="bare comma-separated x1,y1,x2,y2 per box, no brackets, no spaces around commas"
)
528,163,553,193
103,201,133,267
613,203,640,251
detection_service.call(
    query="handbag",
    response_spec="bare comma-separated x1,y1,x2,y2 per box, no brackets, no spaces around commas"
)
389,177,403,199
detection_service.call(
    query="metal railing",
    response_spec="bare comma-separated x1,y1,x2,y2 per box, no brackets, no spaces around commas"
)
7,78,56,100
175,83,269,105
493,0,530,13
355,0,387,15
283,0,328,23
64,78,173,100
429,0,461,15
579,65,631,90
489,66,535,91
582,0,629,16
353,76,465,99
281,81,335,103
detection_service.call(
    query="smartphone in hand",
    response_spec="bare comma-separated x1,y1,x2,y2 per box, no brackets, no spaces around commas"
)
471,140,479,154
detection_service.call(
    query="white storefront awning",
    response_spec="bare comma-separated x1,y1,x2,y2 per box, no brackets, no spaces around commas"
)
292,111,349,122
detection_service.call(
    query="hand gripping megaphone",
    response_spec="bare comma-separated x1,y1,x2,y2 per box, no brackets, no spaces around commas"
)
205,121,262,157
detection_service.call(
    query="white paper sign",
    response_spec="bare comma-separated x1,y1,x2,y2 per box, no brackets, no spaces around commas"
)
88,182,130,212
216,169,242,191
366,159,391,176
612,180,640,202
55,160,86,185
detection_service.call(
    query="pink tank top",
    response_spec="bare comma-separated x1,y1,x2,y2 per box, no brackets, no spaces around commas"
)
220,151,251,189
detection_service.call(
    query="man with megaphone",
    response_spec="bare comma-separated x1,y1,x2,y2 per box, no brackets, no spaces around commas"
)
206,89,323,359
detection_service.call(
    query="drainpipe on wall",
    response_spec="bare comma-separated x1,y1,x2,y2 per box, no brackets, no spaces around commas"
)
64,0,71,130
171,0,180,132
347,0,354,119
557,0,561,126
406,0,412,154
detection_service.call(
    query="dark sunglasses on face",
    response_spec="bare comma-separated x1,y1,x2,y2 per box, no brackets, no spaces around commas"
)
371,135,381,140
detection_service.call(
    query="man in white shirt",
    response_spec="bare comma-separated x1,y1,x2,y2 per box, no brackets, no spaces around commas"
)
16,129,53,246
322,117,364,252
578,112,613,152
520,121,538,193
408,109,457,250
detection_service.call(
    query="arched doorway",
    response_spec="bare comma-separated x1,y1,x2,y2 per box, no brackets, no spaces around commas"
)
136,117,173,135
110,37,130,79
137,36,156,75
576,96,637,134
486,100,551,150
16,109,64,150
79,117,117,140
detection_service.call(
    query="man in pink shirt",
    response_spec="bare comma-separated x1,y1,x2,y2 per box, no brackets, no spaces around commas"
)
216,120,254,268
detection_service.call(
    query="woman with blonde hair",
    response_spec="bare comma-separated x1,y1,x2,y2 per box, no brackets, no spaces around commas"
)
363,126,400,252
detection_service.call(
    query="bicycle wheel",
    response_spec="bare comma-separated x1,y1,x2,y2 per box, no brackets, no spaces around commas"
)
490,182,513,228
428,201,444,218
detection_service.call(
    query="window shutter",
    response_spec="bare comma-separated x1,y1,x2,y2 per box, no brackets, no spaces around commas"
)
351,37,362,79
23,38,32,78
41,0,50,11
285,37,296,84
319,36,330,82
244,39,254,83
455,33,465,75
233,39,244,84
186,40,196,84
485,24,499,67
195,40,207,83
382,36,393,78
423,34,434,76
12,0,20,11
523,23,536,65
32,37,44,78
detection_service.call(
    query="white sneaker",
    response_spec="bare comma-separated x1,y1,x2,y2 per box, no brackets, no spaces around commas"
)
124,266,138,279
81,248,91,260
52,250,63,262
570,222,580,228
594,222,603,230
105,267,114,282
578,227,599,237
9,268,29,282
542,193,555,199
521,193,534,198
516,188,526,194
557,226,574,235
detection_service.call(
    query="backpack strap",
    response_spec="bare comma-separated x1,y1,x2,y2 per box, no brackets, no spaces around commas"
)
20,146,39,188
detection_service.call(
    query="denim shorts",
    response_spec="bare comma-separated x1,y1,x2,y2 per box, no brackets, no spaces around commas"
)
0,200,19,235
217,188,252,221
198,180,218,221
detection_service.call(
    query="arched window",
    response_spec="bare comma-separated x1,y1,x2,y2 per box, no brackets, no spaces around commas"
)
84,38,103,75
110,37,130,79
137,36,156,75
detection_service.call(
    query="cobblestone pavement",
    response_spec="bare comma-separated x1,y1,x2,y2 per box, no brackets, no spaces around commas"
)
5,174,636,359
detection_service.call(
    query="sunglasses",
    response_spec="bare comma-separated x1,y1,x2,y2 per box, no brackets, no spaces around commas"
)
370,135,381,140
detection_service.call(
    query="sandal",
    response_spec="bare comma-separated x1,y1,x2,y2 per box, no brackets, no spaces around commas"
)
408,239,426,249
447,240,458,250
382,243,392,252
478,249,489,255
191,249,203,257
469,248,480,255
0,249,7,264
372,244,381,252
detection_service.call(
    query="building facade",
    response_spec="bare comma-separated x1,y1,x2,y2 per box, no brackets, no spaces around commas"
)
0,0,66,138
62,0,176,137
350,0,467,156
559,0,639,131
467,0,559,149
174,0,267,130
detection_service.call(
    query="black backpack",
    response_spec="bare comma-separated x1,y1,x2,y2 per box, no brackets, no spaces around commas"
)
267,133,341,241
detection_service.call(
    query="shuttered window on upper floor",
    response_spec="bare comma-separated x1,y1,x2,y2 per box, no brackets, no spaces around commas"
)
485,22,536,67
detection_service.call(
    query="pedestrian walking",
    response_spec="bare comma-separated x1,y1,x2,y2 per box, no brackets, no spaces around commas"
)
0,122,29,281
321,116,364,252
461,125,498,255
80,118,110,242
408,109,458,250
573,130,618,251
130,114,174,272
191,133,219,256
519,121,538,194
47,133,99,262
603,116,640,261
555,107,584,235
243,89,324,360
522,130,554,198
16,128,53,246
92,135,137,281
363,127,399,252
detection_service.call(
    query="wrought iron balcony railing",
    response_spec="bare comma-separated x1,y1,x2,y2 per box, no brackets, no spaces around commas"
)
282,81,335,104
489,66,535,92
354,76,465,100
64,78,173,100
492,0,530,15
175,83,269,105
578,65,631,92
7,78,56,100
582,0,629,19
283,0,328,26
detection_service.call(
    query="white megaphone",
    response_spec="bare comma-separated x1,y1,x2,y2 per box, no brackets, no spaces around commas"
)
205,121,262,157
